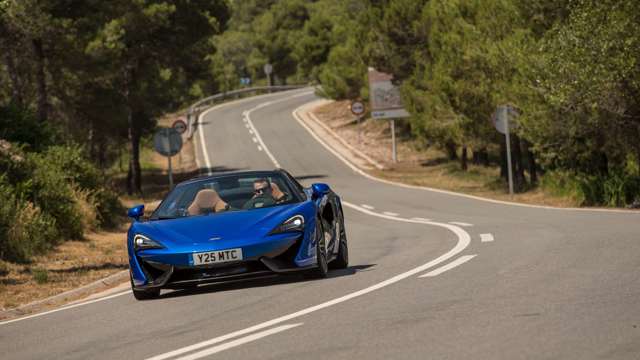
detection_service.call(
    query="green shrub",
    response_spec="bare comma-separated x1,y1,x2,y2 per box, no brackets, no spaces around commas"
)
540,171,586,205
0,105,56,151
31,267,49,284
39,145,101,190
92,188,125,228
0,178,59,262
27,152,84,239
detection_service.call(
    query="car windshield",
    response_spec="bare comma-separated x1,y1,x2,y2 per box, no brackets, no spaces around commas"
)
150,173,301,220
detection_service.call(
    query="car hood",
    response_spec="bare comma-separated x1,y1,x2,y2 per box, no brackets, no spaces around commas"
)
132,202,313,247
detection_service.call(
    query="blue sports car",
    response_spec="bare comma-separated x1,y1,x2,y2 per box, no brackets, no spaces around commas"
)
126,169,349,300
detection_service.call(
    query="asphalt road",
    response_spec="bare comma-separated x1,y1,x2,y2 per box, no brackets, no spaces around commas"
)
2,89,640,359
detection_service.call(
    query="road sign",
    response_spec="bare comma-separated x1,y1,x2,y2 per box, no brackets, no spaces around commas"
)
491,105,519,134
263,63,273,75
172,119,187,135
154,128,182,157
154,128,183,190
350,101,365,116
368,68,410,120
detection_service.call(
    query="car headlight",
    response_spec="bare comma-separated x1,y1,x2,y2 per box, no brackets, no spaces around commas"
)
134,234,164,250
270,215,305,234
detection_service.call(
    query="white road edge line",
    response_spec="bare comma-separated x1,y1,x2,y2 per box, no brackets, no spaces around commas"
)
293,101,640,214
449,221,473,227
480,233,494,242
383,211,399,217
361,204,375,210
175,323,303,360
149,91,473,360
411,217,432,222
0,290,131,326
419,255,477,278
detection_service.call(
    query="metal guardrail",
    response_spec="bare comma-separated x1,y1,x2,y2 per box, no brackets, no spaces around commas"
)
186,85,307,139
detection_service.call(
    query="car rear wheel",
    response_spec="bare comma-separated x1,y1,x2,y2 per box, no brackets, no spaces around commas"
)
130,272,160,300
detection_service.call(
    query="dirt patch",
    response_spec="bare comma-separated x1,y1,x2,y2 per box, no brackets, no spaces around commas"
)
311,101,578,208
0,225,128,311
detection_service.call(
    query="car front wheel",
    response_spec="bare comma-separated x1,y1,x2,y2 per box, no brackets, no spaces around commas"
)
130,272,160,300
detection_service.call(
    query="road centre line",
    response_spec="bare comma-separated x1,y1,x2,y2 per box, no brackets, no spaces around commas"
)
149,92,474,360
383,211,399,217
361,204,375,210
411,217,432,222
174,323,303,360
480,233,494,242
419,255,477,278
146,206,471,360
449,221,473,227
195,89,311,174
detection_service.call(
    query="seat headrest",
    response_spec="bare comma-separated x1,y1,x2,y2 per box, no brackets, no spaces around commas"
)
271,183,285,201
187,189,228,215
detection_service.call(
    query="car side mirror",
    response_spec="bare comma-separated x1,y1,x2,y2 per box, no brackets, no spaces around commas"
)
311,183,330,199
128,204,145,221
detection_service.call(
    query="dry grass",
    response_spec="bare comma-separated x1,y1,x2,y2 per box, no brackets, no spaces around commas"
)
313,101,579,208
0,225,128,311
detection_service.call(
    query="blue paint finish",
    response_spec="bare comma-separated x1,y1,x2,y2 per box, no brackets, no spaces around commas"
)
126,170,345,290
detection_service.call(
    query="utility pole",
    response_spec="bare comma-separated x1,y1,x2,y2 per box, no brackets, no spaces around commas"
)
390,119,397,163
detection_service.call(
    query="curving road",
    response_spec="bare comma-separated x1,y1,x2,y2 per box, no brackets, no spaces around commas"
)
2,89,639,359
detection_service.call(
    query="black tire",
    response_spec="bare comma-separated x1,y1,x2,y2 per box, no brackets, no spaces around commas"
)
330,217,348,269
130,273,160,300
312,218,329,278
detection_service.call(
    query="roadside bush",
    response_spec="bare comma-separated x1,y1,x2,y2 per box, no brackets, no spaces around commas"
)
28,152,85,239
0,178,59,263
0,105,56,151
542,169,640,207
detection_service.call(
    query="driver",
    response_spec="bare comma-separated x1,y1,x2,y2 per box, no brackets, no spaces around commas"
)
243,178,283,209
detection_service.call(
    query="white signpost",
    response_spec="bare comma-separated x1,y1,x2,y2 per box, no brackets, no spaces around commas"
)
368,68,409,163
350,100,366,144
263,63,273,87
494,105,519,196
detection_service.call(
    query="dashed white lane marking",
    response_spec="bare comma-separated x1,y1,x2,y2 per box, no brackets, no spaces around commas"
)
174,323,303,360
244,123,250,128
0,290,131,326
257,146,263,152
361,204,375,210
252,137,258,143
383,211,399,217
411,217,432,222
248,129,254,134
419,255,477,277
480,233,494,242
449,221,473,227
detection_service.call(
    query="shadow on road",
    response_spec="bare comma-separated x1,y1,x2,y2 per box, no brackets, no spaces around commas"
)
157,264,376,300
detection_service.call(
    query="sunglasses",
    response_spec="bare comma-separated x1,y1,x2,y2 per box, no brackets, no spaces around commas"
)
254,186,270,194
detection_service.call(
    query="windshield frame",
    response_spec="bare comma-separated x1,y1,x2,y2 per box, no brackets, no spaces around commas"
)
149,171,305,221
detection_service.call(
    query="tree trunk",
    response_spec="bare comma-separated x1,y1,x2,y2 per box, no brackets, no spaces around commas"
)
124,66,142,195
4,51,23,106
32,38,48,122
500,138,507,180
445,141,458,160
524,140,538,185
512,134,526,190
461,145,468,171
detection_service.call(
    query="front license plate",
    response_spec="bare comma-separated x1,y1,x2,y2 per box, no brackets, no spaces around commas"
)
193,248,243,265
